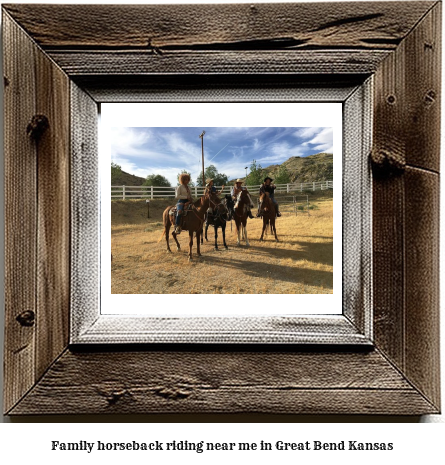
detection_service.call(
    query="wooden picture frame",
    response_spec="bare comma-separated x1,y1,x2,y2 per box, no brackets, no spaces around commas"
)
3,2,440,415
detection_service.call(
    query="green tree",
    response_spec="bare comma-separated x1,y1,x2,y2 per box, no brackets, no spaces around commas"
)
143,174,171,187
273,164,291,184
111,162,122,184
196,165,229,187
245,159,263,186
177,169,194,186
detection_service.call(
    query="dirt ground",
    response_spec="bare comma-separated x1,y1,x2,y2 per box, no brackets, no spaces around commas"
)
111,192,333,294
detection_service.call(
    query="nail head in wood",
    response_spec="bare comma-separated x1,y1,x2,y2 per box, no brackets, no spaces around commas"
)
16,310,35,327
26,114,49,140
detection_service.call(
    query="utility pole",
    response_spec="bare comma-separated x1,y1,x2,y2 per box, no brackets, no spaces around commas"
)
244,166,248,182
199,131,206,191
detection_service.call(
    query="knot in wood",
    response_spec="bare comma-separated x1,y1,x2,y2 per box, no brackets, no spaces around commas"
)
16,310,35,327
424,90,436,105
27,115,49,140
370,149,405,177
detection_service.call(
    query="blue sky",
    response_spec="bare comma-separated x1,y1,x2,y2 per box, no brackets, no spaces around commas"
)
111,127,333,186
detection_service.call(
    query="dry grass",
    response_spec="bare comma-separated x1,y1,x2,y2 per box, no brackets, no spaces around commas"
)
111,194,333,294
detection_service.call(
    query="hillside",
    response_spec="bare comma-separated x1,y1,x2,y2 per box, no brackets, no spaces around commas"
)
266,152,333,183
231,152,333,184
112,170,146,186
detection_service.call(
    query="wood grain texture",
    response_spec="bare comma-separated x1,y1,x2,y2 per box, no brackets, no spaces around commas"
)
2,2,435,50
372,4,441,410
3,12,37,414
47,50,390,76
9,349,437,415
404,2,441,172
404,168,440,409
35,44,70,380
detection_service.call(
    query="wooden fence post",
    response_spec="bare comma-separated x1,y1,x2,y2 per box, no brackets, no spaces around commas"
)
150,185,153,199
123,185,126,200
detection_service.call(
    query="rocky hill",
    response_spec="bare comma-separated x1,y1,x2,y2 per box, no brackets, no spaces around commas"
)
266,152,333,183
112,170,146,186
230,152,333,184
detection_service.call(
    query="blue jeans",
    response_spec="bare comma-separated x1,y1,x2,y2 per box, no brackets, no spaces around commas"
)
175,199,188,226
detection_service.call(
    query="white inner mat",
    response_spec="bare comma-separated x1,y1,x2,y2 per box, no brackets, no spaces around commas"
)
100,102,342,316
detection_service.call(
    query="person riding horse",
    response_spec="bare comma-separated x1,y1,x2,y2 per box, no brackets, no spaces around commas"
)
174,173,193,234
257,176,281,217
204,178,224,223
231,179,254,219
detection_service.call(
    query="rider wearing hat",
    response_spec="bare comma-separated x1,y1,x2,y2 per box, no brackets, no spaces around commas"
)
258,176,281,217
205,178,224,222
231,179,254,219
174,173,193,234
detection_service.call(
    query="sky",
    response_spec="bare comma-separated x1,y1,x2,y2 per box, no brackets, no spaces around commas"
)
110,127,333,186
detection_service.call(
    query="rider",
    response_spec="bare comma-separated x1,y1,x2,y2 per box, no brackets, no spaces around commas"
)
257,176,281,217
231,179,254,219
174,173,193,234
205,178,224,223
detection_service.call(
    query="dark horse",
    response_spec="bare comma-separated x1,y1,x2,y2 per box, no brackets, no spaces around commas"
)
233,189,254,246
202,194,234,250
259,192,278,242
160,192,211,260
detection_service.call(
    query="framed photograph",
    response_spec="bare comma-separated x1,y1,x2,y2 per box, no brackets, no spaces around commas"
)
3,2,440,415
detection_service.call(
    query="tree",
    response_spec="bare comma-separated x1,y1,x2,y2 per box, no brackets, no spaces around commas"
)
111,162,122,184
177,169,194,186
245,159,263,186
273,164,291,184
143,174,171,187
196,165,229,187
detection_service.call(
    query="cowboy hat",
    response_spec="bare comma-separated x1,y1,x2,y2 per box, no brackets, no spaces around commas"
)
235,178,243,183
205,178,214,185
264,176,273,182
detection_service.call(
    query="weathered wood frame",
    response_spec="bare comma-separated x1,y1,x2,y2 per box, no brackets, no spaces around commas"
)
3,2,441,415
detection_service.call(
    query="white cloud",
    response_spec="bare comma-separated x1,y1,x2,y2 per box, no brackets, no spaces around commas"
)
301,127,333,153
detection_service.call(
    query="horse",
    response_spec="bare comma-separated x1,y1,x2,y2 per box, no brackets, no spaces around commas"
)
233,189,254,246
202,194,234,250
259,192,278,242
160,192,211,261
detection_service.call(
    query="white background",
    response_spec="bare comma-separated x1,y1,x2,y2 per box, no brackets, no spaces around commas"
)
101,102,342,315
0,0,444,461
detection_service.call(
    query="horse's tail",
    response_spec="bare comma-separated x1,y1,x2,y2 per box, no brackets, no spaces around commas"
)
158,229,166,243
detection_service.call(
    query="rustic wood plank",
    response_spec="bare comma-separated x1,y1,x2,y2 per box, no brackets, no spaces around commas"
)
47,50,390,76
9,349,437,415
372,44,406,370
404,2,441,172
3,12,37,414
372,4,441,410
404,168,440,409
34,45,71,380
3,2,435,50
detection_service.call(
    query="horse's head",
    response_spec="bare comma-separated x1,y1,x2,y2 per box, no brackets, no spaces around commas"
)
259,192,270,211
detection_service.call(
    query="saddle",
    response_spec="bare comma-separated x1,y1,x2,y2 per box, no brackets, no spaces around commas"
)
169,202,193,217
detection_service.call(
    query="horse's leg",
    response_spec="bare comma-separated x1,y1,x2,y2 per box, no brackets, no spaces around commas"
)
214,224,219,250
205,223,209,242
236,222,241,245
222,224,228,249
260,219,266,241
273,219,278,242
244,221,250,247
188,231,193,261
197,229,202,256
172,230,180,251
165,223,172,253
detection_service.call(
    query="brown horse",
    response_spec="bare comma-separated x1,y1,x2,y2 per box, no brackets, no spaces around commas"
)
160,193,211,260
233,189,254,246
259,192,278,242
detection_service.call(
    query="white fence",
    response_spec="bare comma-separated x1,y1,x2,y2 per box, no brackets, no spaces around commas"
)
111,180,333,200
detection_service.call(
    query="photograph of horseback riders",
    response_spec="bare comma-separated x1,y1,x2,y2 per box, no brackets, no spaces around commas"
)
108,115,339,297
